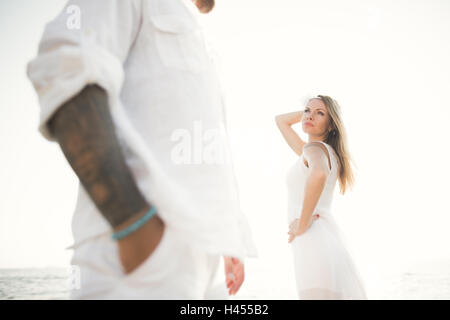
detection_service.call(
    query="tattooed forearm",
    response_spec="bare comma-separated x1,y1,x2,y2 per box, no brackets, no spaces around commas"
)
48,84,149,228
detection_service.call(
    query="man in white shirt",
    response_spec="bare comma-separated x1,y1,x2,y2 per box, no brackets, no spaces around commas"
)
27,0,257,299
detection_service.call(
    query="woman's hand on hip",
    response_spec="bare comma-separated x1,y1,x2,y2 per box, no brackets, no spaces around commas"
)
288,214,320,243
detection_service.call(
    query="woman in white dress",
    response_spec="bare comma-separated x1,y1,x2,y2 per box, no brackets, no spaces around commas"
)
275,95,367,300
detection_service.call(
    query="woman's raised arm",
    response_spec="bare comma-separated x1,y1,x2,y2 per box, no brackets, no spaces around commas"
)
275,111,306,156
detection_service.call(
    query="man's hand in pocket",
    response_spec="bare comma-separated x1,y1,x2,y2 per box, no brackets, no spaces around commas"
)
115,208,166,275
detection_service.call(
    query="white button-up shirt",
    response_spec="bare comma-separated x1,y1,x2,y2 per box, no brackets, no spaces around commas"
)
27,0,258,261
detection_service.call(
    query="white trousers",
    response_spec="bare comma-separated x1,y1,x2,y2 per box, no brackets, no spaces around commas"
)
69,225,229,299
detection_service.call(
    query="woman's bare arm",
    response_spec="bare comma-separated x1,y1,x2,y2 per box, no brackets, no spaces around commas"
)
288,143,330,242
275,111,306,156
297,143,330,232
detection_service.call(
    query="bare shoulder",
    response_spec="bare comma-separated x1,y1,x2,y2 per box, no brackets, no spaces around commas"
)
303,141,329,155
302,142,331,170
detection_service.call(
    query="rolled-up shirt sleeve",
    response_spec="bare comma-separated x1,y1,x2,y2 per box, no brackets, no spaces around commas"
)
26,0,142,141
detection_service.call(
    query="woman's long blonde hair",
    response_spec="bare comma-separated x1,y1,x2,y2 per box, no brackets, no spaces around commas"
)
314,95,356,195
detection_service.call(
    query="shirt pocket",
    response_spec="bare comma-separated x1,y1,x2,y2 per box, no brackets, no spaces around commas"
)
149,14,209,74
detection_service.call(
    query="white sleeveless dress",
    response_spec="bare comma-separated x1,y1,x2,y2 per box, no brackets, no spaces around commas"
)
286,141,368,299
